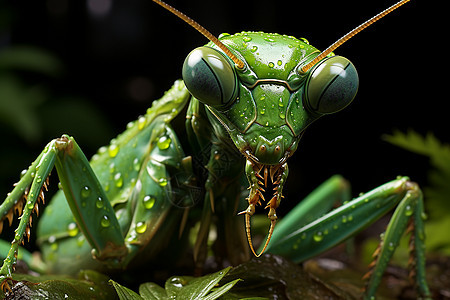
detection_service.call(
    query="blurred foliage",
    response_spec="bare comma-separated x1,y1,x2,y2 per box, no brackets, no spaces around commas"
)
0,46,63,143
0,44,114,145
384,130,450,255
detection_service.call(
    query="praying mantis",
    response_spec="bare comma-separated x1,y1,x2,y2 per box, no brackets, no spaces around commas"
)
0,0,432,298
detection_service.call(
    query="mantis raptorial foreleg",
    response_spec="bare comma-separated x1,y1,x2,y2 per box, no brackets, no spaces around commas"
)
0,135,126,288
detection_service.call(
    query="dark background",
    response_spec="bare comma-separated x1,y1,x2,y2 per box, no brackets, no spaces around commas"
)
0,0,443,229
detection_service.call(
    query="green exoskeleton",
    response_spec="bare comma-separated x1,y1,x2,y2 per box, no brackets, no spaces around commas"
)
0,0,431,298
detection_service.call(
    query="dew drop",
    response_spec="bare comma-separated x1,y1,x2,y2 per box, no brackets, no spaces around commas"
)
250,46,258,52
268,62,274,68
158,177,168,187
313,231,324,242
277,60,283,66
20,169,27,179
109,162,115,174
143,195,156,209
342,215,348,223
133,158,140,171
136,221,147,234
81,186,91,198
300,37,309,44
114,173,123,188
405,205,413,216
67,222,79,237
100,215,110,228
108,144,119,158
243,36,252,42
137,116,146,130
279,112,285,119
98,146,107,154
77,235,85,247
387,242,395,251
157,136,172,150
96,197,104,208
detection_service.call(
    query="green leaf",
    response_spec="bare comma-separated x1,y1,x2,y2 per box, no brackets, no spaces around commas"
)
177,267,232,299
203,278,241,300
125,267,240,300
110,279,144,300
1,270,117,299
0,46,63,76
139,282,167,300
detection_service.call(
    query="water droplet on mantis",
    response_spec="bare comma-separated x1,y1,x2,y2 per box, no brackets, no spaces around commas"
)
77,235,85,247
277,60,283,66
250,46,258,52
278,98,284,107
387,242,395,251
405,205,413,216
143,195,155,209
157,136,171,150
138,116,146,130
243,36,252,42
67,222,79,237
136,221,147,234
100,215,110,228
313,231,324,242
114,173,123,188
108,144,119,158
96,197,104,208
81,186,91,198
158,177,168,187
268,62,274,68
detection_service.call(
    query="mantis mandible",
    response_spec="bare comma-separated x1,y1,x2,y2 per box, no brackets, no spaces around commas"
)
0,0,431,298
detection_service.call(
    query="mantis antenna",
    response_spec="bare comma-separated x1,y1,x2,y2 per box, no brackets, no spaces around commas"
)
300,0,411,73
151,0,245,69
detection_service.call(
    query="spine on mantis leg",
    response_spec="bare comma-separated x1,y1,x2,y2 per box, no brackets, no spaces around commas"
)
0,142,56,281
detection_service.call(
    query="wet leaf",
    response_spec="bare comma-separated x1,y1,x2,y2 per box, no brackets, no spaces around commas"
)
112,267,240,300
2,270,118,299
110,279,143,300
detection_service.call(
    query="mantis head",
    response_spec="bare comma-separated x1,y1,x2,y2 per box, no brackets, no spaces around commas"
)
152,0,411,256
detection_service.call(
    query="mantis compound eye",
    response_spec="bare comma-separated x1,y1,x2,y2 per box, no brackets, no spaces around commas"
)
304,56,358,114
182,46,238,109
